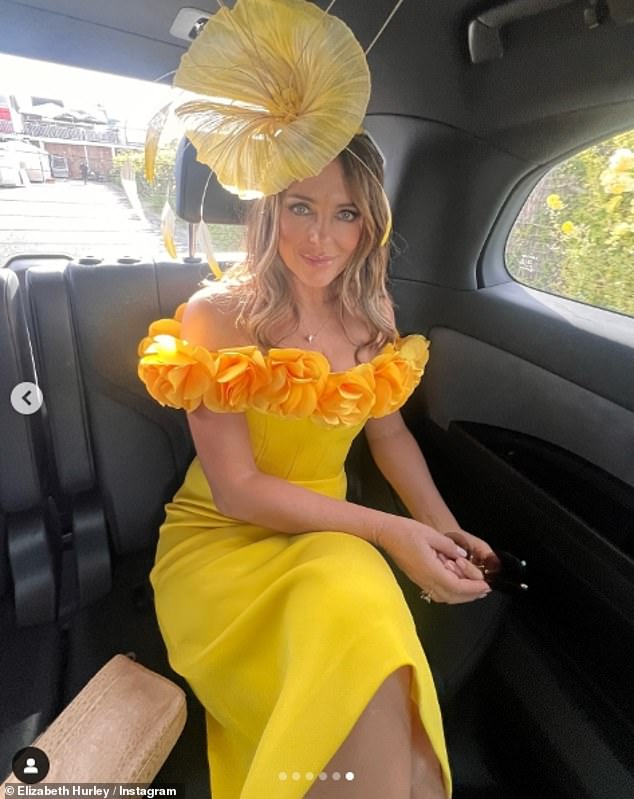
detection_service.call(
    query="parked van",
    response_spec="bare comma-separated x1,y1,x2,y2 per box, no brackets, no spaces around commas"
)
0,144,22,187
0,138,51,182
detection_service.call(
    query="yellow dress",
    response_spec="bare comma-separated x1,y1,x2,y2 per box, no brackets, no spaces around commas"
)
137,303,452,799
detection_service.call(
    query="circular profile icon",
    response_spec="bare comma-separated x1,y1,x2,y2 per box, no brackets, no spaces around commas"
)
12,747,50,784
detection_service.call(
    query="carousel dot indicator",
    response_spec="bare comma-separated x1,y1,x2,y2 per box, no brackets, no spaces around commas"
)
345,771,355,781
292,771,301,780
332,771,341,781
305,772,314,780
318,771,328,780
278,772,287,780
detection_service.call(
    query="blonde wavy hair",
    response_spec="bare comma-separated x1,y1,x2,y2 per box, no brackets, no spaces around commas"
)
199,132,398,361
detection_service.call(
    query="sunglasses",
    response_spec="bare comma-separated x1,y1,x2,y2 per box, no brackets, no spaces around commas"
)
468,549,529,594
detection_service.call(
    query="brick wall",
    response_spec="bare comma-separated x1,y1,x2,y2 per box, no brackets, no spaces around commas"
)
43,142,114,179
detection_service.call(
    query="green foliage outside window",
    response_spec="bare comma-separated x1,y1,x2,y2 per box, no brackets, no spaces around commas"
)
506,130,634,317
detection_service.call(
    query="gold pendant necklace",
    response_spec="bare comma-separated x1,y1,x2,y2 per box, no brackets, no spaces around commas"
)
303,309,333,344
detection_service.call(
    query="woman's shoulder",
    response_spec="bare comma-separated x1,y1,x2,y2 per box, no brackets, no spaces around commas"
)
182,283,248,350
188,279,238,308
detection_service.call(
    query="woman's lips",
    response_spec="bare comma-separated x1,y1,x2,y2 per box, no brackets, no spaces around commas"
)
301,254,336,266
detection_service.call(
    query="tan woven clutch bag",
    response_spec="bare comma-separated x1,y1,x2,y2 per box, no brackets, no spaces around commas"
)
1,654,187,785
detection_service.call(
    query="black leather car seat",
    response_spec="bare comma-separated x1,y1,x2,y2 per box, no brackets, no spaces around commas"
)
0,268,62,781
23,260,211,795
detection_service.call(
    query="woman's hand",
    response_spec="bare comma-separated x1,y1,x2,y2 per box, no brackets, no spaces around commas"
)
441,529,501,579
378,518,492,604
444,529,495,564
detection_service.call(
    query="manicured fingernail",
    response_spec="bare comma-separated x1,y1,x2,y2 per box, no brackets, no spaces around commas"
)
478,593,489,599
457,547,468,557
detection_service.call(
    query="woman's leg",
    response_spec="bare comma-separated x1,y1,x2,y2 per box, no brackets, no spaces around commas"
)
305,666,411,798
305,666,445,799
409,693,447,799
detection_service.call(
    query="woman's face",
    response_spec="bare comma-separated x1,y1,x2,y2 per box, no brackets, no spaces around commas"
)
278,159,363,292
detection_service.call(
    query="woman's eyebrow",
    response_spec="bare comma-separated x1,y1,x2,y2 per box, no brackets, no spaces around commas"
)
286,193,357,208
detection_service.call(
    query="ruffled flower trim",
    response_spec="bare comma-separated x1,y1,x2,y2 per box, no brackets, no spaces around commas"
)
137,303,430,427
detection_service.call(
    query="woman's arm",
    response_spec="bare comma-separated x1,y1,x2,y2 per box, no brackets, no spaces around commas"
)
364,412,459,532
364,411,495,565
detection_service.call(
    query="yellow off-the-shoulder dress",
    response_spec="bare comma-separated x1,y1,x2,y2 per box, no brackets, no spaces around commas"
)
137,303,451,799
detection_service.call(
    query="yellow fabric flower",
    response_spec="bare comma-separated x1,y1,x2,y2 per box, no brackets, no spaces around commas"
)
546,194,564,210
398,335,430,368
561,220,576,235
316,365,377,427
137,327,216,412
253,348,330,418
371,335,430,417
171,0,370,197
205,347,270,412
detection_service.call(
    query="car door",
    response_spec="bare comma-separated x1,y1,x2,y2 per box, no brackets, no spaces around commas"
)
364,96,634,799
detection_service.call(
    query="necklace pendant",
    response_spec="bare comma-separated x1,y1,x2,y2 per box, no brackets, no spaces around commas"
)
306,334,315,344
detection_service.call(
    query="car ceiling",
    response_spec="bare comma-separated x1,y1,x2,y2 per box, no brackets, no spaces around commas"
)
1,0,633,164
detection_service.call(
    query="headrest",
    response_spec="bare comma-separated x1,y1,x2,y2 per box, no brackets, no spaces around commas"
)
173,137,249,225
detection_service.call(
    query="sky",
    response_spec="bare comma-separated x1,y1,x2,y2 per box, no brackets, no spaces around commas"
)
0,53,174,138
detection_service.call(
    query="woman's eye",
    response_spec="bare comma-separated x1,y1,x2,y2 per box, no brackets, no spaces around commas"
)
290,203,311,216
338,209,359,222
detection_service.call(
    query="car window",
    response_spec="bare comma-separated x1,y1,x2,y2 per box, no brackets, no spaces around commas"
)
0,54,245,267
505,129,634,318
114,146,246,267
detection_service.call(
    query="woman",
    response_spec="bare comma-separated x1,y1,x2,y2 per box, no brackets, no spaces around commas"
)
138,132,494,799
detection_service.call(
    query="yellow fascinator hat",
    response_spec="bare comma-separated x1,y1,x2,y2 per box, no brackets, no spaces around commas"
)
171,0,370,198
146,0,404,247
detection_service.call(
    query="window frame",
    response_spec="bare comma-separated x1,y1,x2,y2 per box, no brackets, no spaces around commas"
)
479,128,634,323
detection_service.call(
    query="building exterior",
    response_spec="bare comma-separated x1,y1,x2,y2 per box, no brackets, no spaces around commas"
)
0,93,142,181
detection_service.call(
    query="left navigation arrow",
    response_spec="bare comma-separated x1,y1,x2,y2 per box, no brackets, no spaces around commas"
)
10,382,44,415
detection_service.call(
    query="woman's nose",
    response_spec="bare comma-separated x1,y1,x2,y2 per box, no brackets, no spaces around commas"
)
307,215,331,243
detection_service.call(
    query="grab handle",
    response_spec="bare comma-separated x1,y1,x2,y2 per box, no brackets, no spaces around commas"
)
468,0,575,63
